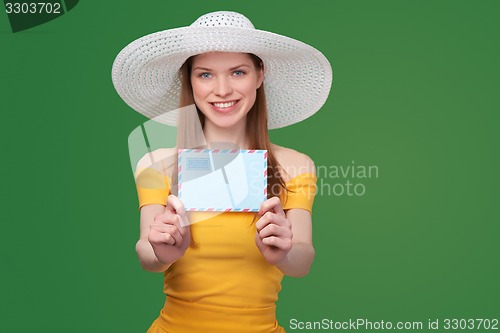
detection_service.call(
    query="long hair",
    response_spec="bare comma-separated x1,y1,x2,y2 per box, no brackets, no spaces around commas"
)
178,54,287,200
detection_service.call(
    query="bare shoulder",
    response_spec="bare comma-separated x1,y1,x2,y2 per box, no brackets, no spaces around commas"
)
270,143,316,182
135,148,177,176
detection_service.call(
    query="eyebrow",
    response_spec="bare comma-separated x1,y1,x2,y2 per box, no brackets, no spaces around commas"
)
192,64,251,71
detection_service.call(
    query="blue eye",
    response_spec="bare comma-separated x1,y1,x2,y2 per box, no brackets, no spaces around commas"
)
200,72,212,79
233,70,245,76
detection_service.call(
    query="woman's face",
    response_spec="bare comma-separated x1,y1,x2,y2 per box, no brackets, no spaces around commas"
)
190,52,263,129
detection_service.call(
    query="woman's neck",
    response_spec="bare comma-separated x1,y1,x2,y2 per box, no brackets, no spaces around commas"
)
203,120,249,149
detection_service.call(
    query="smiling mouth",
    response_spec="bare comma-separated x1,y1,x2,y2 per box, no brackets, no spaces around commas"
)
211,100,238,109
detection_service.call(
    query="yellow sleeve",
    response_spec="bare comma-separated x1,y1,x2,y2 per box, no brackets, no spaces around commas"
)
281,173,318,213
135,167,171,210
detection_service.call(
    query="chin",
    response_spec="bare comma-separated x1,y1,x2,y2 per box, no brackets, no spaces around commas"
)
202,108,248,129
207,117,243,129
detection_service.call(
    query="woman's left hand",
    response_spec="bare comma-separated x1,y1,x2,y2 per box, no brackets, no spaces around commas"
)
255,197,293,265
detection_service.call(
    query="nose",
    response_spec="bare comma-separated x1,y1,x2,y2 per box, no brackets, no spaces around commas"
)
214,77,233,97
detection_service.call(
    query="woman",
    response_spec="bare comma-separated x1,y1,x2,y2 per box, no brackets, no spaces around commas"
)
112,11,332,333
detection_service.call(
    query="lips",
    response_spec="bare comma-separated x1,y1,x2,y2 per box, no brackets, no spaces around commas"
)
210,100,240,113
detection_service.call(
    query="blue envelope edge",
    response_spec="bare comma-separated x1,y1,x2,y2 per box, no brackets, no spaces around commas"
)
178,149,267,212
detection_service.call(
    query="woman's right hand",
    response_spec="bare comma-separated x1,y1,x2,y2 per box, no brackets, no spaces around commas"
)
148,194,191,266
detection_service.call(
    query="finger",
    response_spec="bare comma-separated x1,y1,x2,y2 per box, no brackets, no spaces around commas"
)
255,232,265,251
149,228,178,246
258,222,292,239
256,211,289,231
255,211,273,232
154,211,180,226
166,194,187,215
154,212,171,224
163,232,177,245
174,214,191,236
167,213,190,236
150,224,183,245
261,236,292,250
165,195,190,226
258,196,285,218
166,227,183,246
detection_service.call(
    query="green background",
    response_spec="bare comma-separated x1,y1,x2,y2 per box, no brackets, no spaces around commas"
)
1,1,499,332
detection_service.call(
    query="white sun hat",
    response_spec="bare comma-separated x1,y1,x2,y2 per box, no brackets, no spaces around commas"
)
112,11,333,129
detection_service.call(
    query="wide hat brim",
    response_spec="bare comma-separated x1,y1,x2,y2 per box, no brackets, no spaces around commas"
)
112,25,333,129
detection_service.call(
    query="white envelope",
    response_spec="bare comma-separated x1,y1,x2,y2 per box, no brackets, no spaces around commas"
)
178,149,267,212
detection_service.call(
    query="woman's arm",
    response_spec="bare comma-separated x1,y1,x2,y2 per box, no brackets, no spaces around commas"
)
255,198,315,277
257,144,316,277
136,204,171,272
136,196,191,272
276,208,315,277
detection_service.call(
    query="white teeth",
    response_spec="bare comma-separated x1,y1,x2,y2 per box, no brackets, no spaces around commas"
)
213,101,236,108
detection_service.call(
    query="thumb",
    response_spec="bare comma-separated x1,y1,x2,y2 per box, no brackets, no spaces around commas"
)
165,195,187,215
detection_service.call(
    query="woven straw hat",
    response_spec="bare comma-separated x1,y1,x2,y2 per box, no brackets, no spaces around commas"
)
112,11,333,129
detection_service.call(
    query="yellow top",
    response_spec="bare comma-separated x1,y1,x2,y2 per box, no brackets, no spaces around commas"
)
136,169,317,333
